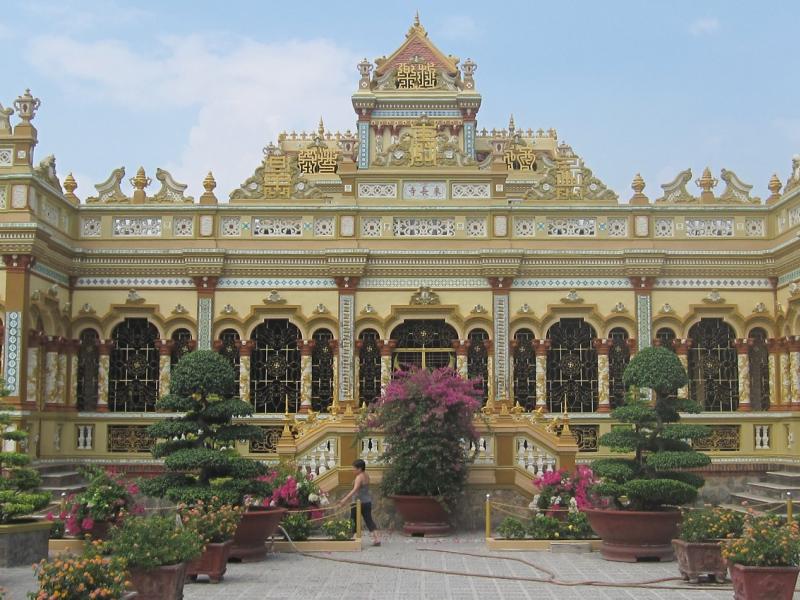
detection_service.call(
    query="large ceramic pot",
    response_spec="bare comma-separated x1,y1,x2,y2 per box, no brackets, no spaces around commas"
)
0,520,52,567
583,508,681,562
229,507,287,562
672,538,727,583
129,562,187,600
389,495,451,536
186,540,232,583
729,563,800,600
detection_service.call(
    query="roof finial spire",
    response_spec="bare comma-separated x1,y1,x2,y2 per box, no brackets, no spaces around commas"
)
318,116,325,138
414,10,420,27
508,114,516,134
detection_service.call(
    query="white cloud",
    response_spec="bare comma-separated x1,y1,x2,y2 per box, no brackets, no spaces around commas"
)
27,33,359,199
439,15,479,40
688,17,720,36
22,0,152,31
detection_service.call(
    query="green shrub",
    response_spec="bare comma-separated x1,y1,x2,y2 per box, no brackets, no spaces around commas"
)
322,519,354,541
104,515,203,570
560,511,596,539
281,513,312,541
496,517,527,539
527,514,562,540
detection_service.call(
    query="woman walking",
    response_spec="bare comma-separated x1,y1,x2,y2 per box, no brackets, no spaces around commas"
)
339,459,381,546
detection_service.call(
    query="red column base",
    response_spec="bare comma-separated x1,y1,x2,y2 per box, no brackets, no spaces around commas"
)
737,403,752,412
597,404,611,413
768,404,786,411
790,403,800,412
96,404,109,413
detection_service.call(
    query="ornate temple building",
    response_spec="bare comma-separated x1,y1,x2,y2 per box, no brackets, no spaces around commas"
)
1,18,799,486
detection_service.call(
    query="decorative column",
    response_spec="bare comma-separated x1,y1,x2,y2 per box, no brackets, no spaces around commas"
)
673,339,692,399
64,338,80,409
629,276,654,350
484,339,494,403
627,337,639,358
533,339,550,411
453,339,469,379
334,276,359,406
26,330,42,409
43,336,63,408
193,276,218,350
789,336,800,411
3,255,34,406
734,338,753,411
329,339,339,408
378,339,396,395
779,338,792,410
154,339,174,399
489,277,513,404
97,340,115,412
767,338,785,411
593,338,613,413
299,339,315,413
238,340,254,404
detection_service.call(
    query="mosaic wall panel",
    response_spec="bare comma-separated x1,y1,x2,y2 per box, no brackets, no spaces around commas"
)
361,217,382,237
220,216,242,237
745,218,765,237
606,217,628,237
41,202,59,226
197,296,212,350
451,182,490,199
392,217,455,237
313,217,335,237
402,181,446,200
173,216,194,237
685,218,734,237
654,278,773,289
217,277,337,289
112,217,162,237
74,277,194,288
465,217,487,237
339,294,354,401
252,217,303,237
513,278,629,289
357,183,397,198
514,217,536,237
32,262,70,286
547,217,596,237
359,277,488,289
3,311,21,396
0,186,6,209
0,147,13,167
654,218,674,237
788,206,800,228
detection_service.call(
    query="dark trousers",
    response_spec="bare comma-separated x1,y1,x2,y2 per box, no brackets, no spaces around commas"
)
351,502,377,532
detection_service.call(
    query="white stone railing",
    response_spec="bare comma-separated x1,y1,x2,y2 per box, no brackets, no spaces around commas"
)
514,436,556,475
466,436,495,465
359,435,385,464
754,425,771,450
76,424,94,450
297,436,337,476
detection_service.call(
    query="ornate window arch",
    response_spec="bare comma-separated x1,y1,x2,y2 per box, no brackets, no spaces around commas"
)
688,318,739,411
250,319,301,413
608,327,630,408
108,318,160,412
390,319,457,371
170,328,193,368
512,328,536,410
311,328,334,412
467,328,489,404
748,327,770,411
546,318,598,413
655,327,677,351
76,328,100,411
357,329,381,405
217,329,240,371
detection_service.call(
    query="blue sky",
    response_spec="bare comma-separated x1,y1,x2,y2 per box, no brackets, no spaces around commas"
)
2,0,798,201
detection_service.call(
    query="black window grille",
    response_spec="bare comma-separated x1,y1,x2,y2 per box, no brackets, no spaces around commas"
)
390,320,457,371
467,329,490,404
170,328,193,368
76,329,99,411
311,328,334,412
250,319,301,413
358,329,382,405
512,329,536,410
748,328,770,411
108,318,159,412
546,318,598,413
608,327,630,408
688,318,739,411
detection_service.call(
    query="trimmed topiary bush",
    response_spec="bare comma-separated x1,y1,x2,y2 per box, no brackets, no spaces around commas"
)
591,346,711,511
140,350,271,505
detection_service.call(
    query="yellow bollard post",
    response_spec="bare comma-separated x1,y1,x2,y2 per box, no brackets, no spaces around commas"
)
356,498,362,539
787,492,794,524
485,494,491,539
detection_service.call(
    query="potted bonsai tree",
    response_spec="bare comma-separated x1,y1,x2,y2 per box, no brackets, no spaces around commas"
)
673,506,744,583
180,497,242,583
722,514,800,600
0,396,51,567
364,367,481,535
104,514,203,600
139,350,284,561
584,345,711,561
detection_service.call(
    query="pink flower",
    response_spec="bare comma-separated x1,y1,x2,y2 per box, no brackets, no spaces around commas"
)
81,517,95,531
126,483,140,495
45,512,54,521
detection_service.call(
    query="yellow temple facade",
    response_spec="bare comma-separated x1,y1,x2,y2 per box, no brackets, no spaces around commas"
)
1,19,799,490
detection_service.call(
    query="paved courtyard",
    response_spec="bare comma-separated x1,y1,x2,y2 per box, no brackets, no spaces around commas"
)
0,533,748,600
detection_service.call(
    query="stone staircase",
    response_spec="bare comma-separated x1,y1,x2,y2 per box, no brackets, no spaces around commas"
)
722,468,800,516
35,463,88,512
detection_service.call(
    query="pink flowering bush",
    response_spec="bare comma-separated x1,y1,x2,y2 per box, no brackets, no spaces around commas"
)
364,367,482,510
531,465,595,516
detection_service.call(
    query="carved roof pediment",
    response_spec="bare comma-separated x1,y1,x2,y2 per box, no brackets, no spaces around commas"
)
374,16,459,78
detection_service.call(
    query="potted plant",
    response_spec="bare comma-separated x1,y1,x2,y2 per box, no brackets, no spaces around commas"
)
139,350,282,562
722,514,800,600
30,553,132,600
104,514,203,600
180,498,242,583
530,465,595,520
672,507,744,583
322,519,354,541
584,345,712,562
0,395,52,567
364,367,481,535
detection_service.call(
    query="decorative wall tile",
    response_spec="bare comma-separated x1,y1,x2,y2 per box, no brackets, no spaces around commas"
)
685,218,734,237
361,217,382,237
513,217,536,237
513,278,630,289
198,297,212,350
451,182,490,199
788,206,800,228
221,216,242,237
112,217,162,237
359,277,488,289
75,276,194,288
173,216,194,237
0,147,13,167
465,217,487,237
252,217,302,237
0,186,6,209
654,278,772,289
744,218,765,237
339,294,354,401
547,217,596,237
402,181,446,200
340,215,355,237
607,217,628,237
313,217,335,237
81,217,101,238
3,312,21,395
218,277,337,289
393,217,455,237
31,262,70,286
357,183,397,198
654,218,674,237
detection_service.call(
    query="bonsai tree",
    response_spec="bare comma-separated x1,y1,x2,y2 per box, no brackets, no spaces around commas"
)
591,345,711,510
140,350,271,505
364,367,481,510
0,394,49,523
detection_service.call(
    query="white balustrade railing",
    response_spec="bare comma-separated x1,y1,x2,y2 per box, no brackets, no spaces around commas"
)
754,425,771,450
514,436,556,475
76,424,94,450
359,436,385,464
466,436,495,465
298,437,337,476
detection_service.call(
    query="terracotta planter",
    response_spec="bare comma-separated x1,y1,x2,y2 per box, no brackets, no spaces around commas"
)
729,563,800,600
389,495,451,536
229,507,287,562
129,562,187,600
186,540,232,583
583,508,681,562
672,538,727,583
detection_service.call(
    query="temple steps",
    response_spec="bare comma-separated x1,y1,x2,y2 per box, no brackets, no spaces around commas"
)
723,467,800,516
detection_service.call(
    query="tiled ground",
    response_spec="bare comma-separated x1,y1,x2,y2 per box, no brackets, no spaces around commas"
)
1,533,744,600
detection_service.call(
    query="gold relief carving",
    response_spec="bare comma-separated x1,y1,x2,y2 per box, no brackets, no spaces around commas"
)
570,425,599,452
298,146,338,174
107,425,154,453
249,426,282,454
692,425,740,452
410,119,438,166
504,147,536,171
396,62,437,89
410,286,440,305
263,154,292,198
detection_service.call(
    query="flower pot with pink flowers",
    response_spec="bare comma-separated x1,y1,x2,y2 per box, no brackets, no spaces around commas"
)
531,466,596,521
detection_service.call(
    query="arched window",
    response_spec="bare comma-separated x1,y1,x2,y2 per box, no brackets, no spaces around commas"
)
512,329,536,410
655,327,676,351
608,327,630,408
390,320,457,371
467,329,489,404
250,319,301,413
109,318,159,412
76,329,99,411
311,328,334,412
688,318,739,411
170,328,193,368
748,328,770,411
217,329,240,371
546,318,598,413
357,329,381,405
